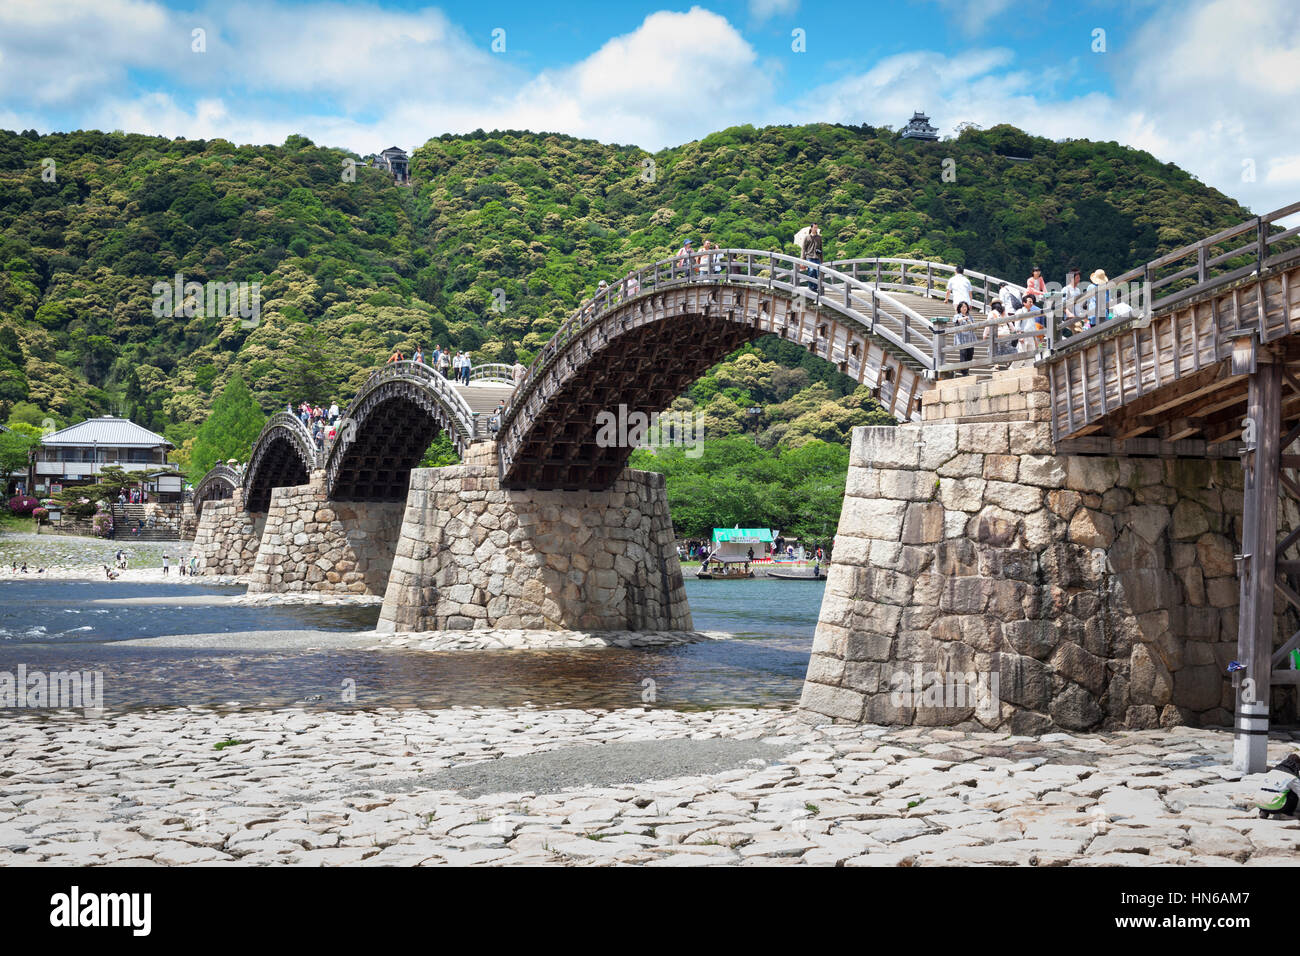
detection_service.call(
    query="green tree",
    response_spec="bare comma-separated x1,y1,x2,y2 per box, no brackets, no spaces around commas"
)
0,428,35,476
189,373,266,477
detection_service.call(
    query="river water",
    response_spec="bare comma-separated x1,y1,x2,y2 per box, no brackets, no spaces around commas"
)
0,576,822,713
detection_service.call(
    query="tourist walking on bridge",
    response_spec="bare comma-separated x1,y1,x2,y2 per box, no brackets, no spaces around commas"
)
1025,266,1046,301
1061,268,1087,335
461,351,473,384
800,224,823,292
944,265,973,310
675,240,693,279
438,348,451,378
1015,293,1045,357
953,300,977,365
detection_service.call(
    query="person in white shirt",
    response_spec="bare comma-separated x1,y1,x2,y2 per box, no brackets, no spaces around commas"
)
1061,269,1087,334
328,402,339,422
1015,293,1044,355
998,283,1020,314
945,265,973,309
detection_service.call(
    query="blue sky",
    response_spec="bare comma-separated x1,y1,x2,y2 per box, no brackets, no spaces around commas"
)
2,0,1298,212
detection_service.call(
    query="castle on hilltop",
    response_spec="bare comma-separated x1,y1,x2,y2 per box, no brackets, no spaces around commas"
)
900,111,940,141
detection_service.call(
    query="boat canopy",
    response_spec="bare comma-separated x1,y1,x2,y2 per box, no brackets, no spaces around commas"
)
711,528,774,544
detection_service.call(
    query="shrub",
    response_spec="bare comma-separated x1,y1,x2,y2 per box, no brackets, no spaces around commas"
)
31,507,48,521
7,495,37,515
91,512,114,537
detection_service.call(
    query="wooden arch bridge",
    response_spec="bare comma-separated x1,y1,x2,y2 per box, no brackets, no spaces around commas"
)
194,201,1300,767
210,200,1300,503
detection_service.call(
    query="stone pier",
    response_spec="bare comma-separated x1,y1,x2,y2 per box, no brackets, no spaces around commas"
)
245,471,405,595
378,451,691,632
800,368,1298,732
191,489,265,577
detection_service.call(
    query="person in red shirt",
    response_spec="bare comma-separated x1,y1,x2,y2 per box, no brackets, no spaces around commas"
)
1025,266,1047,300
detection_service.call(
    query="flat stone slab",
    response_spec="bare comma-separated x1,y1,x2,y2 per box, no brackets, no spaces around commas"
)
367,629,730,652
1,705,1297,866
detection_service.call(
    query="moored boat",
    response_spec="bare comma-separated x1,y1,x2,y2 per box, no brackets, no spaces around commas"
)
767,568,826,580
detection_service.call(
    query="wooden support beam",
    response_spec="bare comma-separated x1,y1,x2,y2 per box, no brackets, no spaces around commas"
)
1234,355,1280,773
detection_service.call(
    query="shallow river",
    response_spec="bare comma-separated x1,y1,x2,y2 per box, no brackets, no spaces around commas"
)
0,576,822,712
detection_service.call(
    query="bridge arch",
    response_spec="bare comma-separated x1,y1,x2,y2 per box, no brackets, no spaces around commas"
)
192,463,241,516
495,248,1002,490
323,361,478,501
242,413,319,512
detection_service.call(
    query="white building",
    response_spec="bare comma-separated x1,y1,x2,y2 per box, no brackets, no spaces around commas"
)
34,416,182,499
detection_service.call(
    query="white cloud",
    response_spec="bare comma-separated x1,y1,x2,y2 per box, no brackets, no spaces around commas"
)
929,0,1016,37
0,0,173,107
504,7,771,147
796,0,1300,214
0,3,766,154
1,0,1297,216
749,0,799,21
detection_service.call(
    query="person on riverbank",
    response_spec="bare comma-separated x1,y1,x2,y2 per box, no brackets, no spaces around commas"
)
189,555,199,576
161,554,169,576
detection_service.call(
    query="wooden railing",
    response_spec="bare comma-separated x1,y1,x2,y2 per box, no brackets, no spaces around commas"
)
1045,199,1300,353
345,203,1300,446
250,413,318,464
343,360,478,442
468,363,519,385
194,463,242,499
499,247,950,437
827,257,1025,313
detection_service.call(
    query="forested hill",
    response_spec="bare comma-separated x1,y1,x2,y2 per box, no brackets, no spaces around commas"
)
0,122,1251,461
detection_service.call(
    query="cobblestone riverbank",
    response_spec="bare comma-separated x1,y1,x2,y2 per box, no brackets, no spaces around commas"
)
1,706,1297,866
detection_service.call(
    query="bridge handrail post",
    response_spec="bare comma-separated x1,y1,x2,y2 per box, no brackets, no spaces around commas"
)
1046,296,1057,353
931,319,946,378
